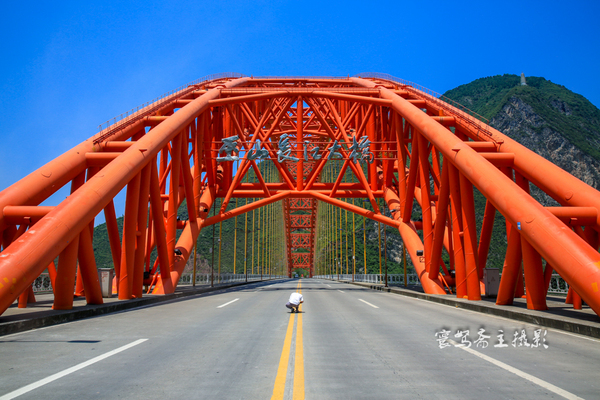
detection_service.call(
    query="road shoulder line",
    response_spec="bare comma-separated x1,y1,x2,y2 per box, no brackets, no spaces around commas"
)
449,339,583,400
335,280,600,339
0,339,148,400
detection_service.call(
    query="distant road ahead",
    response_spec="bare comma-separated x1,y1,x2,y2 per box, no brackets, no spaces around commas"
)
0,279,598,399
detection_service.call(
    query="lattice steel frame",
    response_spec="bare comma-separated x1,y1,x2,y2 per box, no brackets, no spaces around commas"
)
1,75,600,318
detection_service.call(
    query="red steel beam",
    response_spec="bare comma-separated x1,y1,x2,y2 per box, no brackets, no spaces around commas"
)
2,74,600,320
353,76,600,314
0,77,248,314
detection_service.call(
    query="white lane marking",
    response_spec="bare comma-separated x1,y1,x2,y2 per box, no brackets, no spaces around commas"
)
0,338,147,400
326,284,332,287
338,290,345,293
217,298,239,308
359,299,379,309
449,340,583,400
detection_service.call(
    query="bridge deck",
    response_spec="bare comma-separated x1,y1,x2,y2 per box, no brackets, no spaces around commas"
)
0,279,598,399
2,279,599,337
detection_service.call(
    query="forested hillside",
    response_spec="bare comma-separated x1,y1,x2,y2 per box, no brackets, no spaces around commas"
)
444,74,600,269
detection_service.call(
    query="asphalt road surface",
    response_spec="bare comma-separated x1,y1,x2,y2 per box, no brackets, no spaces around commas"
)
0,279,598,399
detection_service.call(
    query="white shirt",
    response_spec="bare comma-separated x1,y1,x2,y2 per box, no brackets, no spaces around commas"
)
289,292,303,305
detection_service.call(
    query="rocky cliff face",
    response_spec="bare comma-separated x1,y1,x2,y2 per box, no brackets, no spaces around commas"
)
491,96,600,192
365,217,404,264
442,75,600,268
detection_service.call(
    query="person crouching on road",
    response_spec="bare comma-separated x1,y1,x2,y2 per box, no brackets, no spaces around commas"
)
286,292,304,313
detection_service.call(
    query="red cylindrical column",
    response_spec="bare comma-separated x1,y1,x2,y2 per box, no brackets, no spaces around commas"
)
118,173,141,300
460,173,481,300
497,225,522,305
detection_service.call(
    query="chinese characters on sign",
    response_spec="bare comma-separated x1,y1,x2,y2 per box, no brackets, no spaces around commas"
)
276,134,298,163
216,135,375,164
435,328,549,349
348,136,374,163
216,135,240,162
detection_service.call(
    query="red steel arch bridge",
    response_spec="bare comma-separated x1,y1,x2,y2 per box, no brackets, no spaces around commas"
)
1,73,600,318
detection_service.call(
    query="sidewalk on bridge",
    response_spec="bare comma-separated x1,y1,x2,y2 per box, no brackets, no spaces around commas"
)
338,279,600,339
0,279,281,337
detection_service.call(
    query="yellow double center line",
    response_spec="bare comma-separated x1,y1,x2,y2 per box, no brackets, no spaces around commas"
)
271,280,305,400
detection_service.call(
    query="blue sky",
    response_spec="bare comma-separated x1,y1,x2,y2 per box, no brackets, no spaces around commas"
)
1,0,599,220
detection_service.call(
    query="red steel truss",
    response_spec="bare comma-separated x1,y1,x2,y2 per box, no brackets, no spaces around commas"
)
288,199,313,210
290,215,313,228
291,253,312,269
1,75,600,319
291,234,311,249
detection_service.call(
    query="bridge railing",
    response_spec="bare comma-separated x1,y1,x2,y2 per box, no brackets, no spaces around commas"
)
32,274,53,293
548,274,569,294
355,72,494,139
28,272,571,294
251,76,348,80
313,273,570,295
96,72,246,134
29,272,285,293
314,274,421,286
178,273,286,286
355,72,489,123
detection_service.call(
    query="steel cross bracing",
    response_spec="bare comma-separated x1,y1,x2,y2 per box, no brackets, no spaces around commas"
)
1,75,600,319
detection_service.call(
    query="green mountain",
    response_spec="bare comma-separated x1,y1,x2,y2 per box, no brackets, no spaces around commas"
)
443,74,600,269
444,74,600,187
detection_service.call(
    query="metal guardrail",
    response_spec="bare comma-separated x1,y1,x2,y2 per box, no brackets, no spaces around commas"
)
548,274,569,294
355,72,495,140
251,76,349,80
95,72,491,144
32,274,53,293
178,273,285,285
31,272,570,295
31,272,570,294
96,72,246,135
31,272,285,293
314,273,570,295
314,274,421,286
355,72,490,123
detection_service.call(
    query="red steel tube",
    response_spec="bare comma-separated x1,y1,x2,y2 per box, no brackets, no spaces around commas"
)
2,206,54,225
0,77,248,315
382,188,447,294
496,225,522,305
477,201,497,272
353,77,600,315
546,207,598,226
305,192,399,229
449,162,468,297
152,183,212,294
53,237,80,310
428,161,450,280
149,161,172,292
132,165,152,298
118,173,141,299
0,119,148,236
77,225,103,305
418,133,434,274
460,174,482,300
521,237,548,310
202,192,289,227
103,200,122,279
